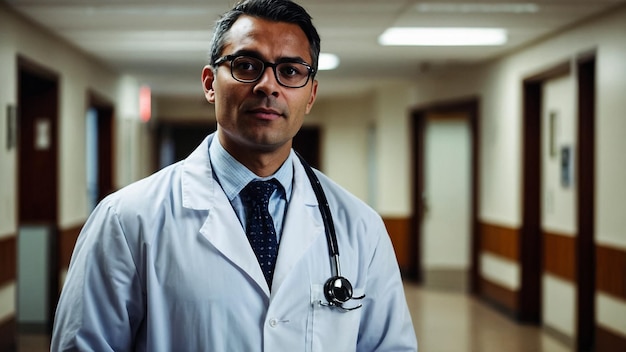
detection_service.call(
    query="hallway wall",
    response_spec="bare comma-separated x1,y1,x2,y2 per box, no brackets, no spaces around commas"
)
0,3,152,332
363,4,626,345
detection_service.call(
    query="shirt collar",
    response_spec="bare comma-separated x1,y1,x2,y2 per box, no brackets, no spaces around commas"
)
209,135,293,201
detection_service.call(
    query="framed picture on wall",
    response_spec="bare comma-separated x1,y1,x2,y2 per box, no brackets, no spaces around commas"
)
549,110,557,158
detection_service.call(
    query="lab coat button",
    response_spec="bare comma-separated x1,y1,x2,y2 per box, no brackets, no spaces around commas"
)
269,318,278,327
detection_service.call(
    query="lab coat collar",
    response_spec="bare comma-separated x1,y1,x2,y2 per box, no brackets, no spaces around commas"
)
185,134,324,297
180,134,216,210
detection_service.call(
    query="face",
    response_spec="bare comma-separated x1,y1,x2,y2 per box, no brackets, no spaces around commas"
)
202,15,318,158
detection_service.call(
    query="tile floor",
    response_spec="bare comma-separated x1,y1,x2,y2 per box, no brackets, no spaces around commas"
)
405,283,571,352
15,283,572,352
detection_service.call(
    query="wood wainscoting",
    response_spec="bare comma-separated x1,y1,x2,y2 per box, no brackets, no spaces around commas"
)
596,244,626,302
543,232,576,282
0,236,16,287
481,222,519,262
478,222,520,315
0,234,17,351
59,224,83,271
595,243,626,351
382,217,411,275
596,324,626,352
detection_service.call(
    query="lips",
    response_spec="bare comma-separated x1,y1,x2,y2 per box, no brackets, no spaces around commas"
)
248,107,283,120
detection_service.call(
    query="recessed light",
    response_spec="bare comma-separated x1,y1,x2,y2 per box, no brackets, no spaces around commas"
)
379,27,507,46
416,3,539,14
318,53,340,70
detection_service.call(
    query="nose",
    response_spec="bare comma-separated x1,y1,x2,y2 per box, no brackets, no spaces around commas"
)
252,66,280,97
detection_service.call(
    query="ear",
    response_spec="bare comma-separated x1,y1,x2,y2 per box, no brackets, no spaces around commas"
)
305,80,318,114
201,65,216,104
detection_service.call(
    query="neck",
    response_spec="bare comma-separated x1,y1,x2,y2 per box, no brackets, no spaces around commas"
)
218,133,291,178
239,150,290,177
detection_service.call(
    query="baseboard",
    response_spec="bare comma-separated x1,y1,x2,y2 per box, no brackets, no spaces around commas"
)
0,317,16,352
478,277,518,318
596,324,626,352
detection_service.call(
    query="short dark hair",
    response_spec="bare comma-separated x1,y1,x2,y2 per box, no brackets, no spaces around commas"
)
209,0,321,75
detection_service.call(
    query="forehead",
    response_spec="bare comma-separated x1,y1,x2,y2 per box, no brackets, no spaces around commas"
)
223,15,312,61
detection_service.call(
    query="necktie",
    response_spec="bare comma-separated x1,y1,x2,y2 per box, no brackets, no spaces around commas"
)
240,180,280,287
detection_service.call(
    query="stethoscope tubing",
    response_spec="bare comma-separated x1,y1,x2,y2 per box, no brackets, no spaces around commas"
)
295,152,340,259
295,152,365,310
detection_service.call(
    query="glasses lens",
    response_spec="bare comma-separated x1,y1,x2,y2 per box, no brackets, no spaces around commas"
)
276,62,311,87
229,56,311,88
231,56,264,82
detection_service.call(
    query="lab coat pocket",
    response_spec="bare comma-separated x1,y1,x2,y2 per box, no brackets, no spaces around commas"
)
307,284,363,352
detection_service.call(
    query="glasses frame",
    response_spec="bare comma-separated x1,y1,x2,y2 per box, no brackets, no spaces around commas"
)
214,54,316,88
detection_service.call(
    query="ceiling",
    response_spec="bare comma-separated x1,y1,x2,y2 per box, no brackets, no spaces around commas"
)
4,0,625,98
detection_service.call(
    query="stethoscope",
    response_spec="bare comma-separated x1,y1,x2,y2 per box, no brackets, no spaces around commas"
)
296,153,366,312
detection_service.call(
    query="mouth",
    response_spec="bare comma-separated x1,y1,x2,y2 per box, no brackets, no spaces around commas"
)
248,107,283,121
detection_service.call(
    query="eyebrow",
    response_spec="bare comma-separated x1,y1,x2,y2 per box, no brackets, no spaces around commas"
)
228,49,310,65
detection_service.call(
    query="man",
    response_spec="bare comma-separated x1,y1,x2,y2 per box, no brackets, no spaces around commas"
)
51,0,417,350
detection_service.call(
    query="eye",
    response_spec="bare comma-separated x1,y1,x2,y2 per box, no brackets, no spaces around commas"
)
232,57,262,75
279,63,306,77
235,58,259,70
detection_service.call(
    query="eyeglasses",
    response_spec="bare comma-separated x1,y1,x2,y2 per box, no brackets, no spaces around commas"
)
214,54,315,88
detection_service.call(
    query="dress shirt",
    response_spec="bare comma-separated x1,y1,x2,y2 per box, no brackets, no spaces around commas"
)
209,136,293,241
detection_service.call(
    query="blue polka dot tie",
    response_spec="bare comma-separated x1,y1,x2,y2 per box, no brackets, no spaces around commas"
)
240,180,280,287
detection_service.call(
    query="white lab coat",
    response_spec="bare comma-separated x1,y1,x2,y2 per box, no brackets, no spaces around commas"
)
51,134,417,352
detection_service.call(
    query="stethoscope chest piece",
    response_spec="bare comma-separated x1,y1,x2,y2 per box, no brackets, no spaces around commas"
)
323,276,366,311
324,276,354,304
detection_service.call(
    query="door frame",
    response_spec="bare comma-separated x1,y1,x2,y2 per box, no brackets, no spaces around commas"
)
520,61,571,324
17,56,60,225
575,51,596,352
410,97,480,292
16,55,60,331
521,52,596,350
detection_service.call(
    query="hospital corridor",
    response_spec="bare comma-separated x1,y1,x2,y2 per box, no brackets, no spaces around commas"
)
1,0,626,351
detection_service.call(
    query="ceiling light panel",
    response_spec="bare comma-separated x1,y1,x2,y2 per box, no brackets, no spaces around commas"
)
318,53,340,70
415,3,540,14
379,27,507,46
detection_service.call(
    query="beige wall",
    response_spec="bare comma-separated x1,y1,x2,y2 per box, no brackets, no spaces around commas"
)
312,5,626,337
0,4,149,323
0,4,150,231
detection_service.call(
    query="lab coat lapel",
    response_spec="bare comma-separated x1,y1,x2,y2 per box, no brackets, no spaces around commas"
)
271,157,324,294
183,135,270,296
199,185,271,296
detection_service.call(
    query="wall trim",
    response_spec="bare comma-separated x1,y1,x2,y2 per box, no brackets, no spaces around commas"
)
382,217,411,274
596,244,626,300
0,317,16,352
543,231,576,282
480,222,519,261
596,324,626,352
478,222,520,317
479,277,518,317
59,224,83,270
